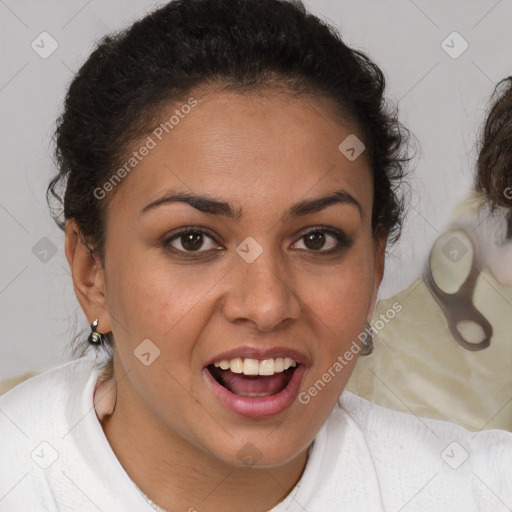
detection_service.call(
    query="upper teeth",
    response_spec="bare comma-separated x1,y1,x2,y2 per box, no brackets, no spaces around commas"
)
213,357,297,376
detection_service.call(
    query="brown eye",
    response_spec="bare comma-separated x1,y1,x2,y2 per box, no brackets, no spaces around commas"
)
304,231,326,250
293,227,353,254
181,232,204,251
165,228,219,253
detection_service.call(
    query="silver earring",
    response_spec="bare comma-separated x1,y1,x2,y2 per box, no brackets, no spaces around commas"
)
88,318,107,346
360,322,373,355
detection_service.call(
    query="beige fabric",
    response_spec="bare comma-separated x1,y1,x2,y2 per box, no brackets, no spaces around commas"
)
347,268,512,431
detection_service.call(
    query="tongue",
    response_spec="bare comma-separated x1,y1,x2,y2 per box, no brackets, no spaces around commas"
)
220,369,289,396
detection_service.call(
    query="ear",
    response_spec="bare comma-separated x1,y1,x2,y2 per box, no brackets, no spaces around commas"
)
65,219,111,334
367,232,387,323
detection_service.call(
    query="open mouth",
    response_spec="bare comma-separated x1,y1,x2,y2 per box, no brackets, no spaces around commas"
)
207,357,299,397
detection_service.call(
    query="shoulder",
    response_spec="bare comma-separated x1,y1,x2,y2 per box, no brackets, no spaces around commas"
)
0,357,101,453
334,391,512,510
339,389,512,449
0,357,99,414
0,357,151,511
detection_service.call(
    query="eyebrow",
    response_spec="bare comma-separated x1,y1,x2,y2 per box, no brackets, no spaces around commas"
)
139,189,362,220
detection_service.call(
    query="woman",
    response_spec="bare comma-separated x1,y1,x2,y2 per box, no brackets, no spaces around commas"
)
1,0,510,510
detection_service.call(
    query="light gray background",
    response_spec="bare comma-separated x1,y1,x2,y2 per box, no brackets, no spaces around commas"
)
1,0,511,379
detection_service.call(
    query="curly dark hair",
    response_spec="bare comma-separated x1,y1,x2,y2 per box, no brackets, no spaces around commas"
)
48,0,409,270
476,76,512,210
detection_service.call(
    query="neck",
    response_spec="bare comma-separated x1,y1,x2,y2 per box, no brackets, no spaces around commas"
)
101,378,309,512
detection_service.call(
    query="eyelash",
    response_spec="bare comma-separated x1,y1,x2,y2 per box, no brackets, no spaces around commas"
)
162,225,353,259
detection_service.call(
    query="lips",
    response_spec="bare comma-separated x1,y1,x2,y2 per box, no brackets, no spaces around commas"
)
203,347,307,419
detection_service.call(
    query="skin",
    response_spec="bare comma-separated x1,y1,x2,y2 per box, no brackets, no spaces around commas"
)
65,88,386,512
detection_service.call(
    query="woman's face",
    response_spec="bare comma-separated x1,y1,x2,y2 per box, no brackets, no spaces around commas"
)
98,88,384,467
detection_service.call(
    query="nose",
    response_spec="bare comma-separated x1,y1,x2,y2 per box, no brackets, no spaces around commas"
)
222,250,301,332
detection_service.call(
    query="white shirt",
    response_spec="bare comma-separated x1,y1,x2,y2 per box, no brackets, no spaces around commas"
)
0,357,511,511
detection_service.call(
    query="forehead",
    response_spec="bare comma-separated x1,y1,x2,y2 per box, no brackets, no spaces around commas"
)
107,89,373,218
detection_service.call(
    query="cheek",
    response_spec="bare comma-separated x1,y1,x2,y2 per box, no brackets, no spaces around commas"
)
296,249,375,402
301,254,374,331
104,249,227,346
